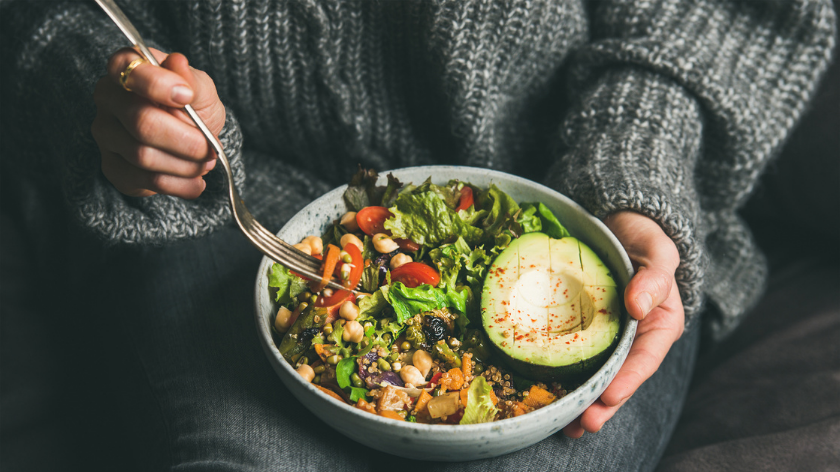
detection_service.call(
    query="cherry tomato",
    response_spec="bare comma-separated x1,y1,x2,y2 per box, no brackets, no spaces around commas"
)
390,262,441,288
455,186,474,212
356,206,392,236
429,372,443,386
315,290,356,323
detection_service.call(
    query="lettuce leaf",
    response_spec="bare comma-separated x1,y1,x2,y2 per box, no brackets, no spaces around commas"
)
384,190,483,247
343,167,403,211
460,376,499,425
268,263,308,304
358,286,390,319
521,202,570,239
475,184,522,242
387,282,447,324
516,203,542,234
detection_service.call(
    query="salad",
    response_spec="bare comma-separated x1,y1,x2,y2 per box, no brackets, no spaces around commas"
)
268,168,620,424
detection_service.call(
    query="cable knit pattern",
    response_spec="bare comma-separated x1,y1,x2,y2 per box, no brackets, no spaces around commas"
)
0,0,834,339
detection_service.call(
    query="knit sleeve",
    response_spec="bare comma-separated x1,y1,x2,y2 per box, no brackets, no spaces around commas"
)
0,1,244,246
546,0,836,327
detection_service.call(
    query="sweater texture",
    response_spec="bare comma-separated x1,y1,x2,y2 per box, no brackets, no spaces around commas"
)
1,0,835,340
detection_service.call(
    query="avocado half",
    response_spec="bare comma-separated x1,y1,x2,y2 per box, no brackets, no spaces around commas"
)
480,232,621,382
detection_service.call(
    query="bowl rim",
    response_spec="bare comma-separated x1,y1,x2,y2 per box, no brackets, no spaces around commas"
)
253,165,637,433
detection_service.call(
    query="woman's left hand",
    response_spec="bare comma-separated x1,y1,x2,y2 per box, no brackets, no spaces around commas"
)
563,211,686,437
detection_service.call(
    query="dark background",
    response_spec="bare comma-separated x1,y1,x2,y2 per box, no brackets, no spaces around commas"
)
1,11,838,472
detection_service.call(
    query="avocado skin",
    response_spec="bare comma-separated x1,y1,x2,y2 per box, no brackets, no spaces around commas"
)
488,330,620,383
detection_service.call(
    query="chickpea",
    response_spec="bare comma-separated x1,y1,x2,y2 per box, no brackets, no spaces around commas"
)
342,320,364,343
340,212,360,232
296,364,315,383
412,350,433,378
339,301,359,321
293,242,311,255
302,235,323,256
400,365,426,386
274,306,293,332
372,233,399,253
340,233,364,252
390,253,412,270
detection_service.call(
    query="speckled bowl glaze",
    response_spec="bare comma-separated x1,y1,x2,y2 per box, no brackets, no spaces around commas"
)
254,166,636,461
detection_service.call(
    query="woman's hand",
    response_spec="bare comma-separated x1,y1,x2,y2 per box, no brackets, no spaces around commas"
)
91,47,225,199
563,211,686,437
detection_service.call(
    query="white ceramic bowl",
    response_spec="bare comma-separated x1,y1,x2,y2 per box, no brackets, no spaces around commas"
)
254,165,636,461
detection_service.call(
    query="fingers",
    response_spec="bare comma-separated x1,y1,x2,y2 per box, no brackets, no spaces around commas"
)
113,92,214,162
563,284,684,436
100,147,207,200
107,48,195,108
92,115,215,178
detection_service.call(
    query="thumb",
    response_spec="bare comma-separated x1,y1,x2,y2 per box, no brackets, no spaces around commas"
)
604,212,680,321
159,53,225,136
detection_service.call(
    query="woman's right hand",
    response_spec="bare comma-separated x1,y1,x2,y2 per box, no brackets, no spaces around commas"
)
91,48,226,199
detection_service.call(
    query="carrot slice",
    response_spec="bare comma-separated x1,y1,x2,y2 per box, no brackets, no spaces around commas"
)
315,244,341,292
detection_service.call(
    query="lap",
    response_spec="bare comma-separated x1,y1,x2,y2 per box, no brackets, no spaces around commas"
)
89,225,701,472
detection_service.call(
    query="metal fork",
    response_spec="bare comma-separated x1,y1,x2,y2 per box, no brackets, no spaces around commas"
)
95,0,351,292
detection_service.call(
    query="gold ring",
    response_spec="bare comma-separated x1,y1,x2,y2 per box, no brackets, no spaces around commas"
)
119,57,146,92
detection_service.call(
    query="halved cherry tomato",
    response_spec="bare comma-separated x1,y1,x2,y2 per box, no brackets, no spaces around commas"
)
429,372,443,386
338,243,363,289
455,186,474,212
357,206,421,250
316,244,341,292
389,262,441,288
356,206,392,236
315,290,356,323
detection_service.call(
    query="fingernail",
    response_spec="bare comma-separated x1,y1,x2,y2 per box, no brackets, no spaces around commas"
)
636,292,653,317
203,160,216,172
172,85,193,105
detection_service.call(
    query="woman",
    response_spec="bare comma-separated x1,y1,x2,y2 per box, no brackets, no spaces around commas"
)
1,1,834,470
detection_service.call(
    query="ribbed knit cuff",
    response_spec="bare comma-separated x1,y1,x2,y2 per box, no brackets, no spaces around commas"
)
546,67,708,323
67,108,245,246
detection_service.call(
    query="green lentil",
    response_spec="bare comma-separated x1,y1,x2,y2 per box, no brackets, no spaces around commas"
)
313,365,326,374
377,358,391,371
388,352,400,362
323,323,333,335
326,333,336,343
309,294,318,304
400,341,412,352
313,375,321,384
351,373,364,388
327,354,342,365
340,251,352,263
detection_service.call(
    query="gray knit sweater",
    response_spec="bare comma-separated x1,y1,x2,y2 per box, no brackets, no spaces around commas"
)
1,0,835,339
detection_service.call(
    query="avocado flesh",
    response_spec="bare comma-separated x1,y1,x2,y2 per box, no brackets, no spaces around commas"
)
481,232,621,382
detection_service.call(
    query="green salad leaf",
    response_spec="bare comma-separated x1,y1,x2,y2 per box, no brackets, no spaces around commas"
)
349,387,369,402
358,287,389,319
521,202,570,239
516,203,542,234
387,282,447,324
384,190,483,247
268,263,308,304
336,356,369,402
475,184,521,242
460,376,499,425
336,357,357,389
343,167,403,211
